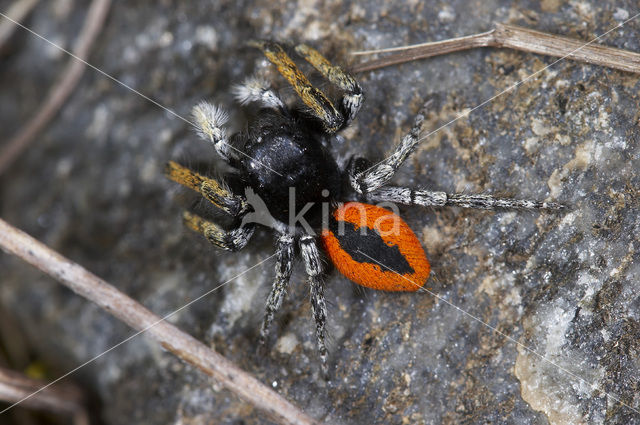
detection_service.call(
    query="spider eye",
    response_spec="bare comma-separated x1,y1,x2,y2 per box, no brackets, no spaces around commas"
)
320,202,430,291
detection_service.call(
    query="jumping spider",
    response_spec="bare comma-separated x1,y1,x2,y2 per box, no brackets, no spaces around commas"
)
166,41,562,375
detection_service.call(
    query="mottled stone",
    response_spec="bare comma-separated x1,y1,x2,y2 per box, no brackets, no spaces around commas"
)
1,0,639,424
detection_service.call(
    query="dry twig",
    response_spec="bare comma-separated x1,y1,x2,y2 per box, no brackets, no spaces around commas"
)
0,218,321,425
0,0,111,176
351,23,640,74
0,367,88,425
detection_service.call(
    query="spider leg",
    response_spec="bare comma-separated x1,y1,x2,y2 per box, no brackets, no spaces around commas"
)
294,44,364,125
191,101,235,162
350,103,427,194
249,40,344,133
165,161,249,217
367,186,564,210
232,75,285,110
258,234,295,348
300,235,329,377
182,211,254,251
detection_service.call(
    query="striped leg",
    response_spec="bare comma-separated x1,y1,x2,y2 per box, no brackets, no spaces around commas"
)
182,211,254,251
367,186,565,210
165,161,248,217
350,103,428,194
295,44,364,125
259,234,295,347
249,40,344,132
300,235,329,377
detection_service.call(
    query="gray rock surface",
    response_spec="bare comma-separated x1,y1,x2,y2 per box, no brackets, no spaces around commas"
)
1,0,639,424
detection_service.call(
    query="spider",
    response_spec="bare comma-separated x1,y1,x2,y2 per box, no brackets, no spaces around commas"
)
166,41,562,376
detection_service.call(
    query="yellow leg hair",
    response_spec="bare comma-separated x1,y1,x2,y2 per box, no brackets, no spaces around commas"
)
182,211,253,251
249,40,344,132
295,44,359,93
165,161,247,216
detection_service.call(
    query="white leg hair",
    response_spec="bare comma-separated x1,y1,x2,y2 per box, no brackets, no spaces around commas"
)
259,234,295,347
300,235,329,377
350,103,427,194
232,75,285,110
367,186,564,210
192,101,234,161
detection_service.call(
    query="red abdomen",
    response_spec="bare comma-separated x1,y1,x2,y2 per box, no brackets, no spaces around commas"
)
320,202,430,291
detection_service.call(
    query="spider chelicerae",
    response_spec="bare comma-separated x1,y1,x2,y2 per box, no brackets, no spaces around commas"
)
166,41,562,376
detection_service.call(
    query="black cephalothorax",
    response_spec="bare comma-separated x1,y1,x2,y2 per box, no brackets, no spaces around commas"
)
238,108,342,227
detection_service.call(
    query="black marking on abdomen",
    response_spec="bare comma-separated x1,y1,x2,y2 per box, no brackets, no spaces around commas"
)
329,219,414,275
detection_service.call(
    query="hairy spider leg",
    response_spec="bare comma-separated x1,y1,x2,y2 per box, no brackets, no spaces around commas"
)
167,101,259,250
249,40,344,133
182,211,255,252
165,161,248,216
232,75,286,110
350,101,564,211
300,235,329,376
259,234,295,348
166,162,254,251
294,44,364,125
350,102,427,194
191,102,235,162
367,187,565,210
